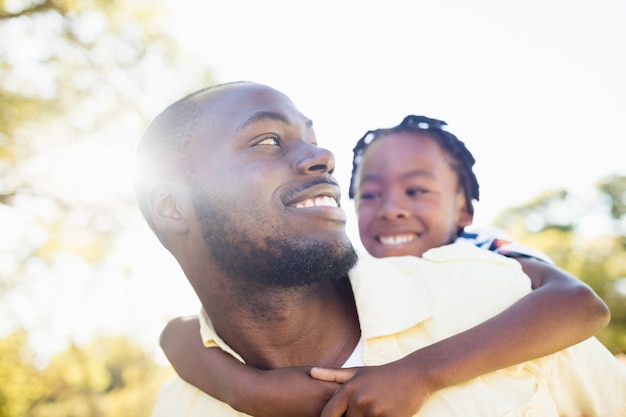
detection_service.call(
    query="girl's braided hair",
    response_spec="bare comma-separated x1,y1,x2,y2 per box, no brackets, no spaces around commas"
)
348,115,480,215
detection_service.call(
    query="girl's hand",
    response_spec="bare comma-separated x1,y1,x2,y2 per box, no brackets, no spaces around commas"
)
311,362,431,417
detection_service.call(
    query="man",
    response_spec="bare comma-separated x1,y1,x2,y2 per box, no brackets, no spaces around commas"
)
136,81,626,417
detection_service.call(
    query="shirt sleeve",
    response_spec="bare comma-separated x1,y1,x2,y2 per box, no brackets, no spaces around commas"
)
150,375,248,417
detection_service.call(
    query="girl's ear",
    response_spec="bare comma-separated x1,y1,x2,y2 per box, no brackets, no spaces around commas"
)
456,192,474,228
150,182,189,235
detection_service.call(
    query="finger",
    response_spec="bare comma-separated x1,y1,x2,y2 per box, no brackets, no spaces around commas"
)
310,367,358,383
320,388,350,417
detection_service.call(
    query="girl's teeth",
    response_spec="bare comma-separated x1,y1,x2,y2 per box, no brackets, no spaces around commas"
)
380,234,415,246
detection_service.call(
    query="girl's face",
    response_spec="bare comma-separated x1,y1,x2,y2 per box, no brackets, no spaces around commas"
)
354,131,473,258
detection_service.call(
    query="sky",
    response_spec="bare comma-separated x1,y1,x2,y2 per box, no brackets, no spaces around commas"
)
4,0,626,363
165,0,626,235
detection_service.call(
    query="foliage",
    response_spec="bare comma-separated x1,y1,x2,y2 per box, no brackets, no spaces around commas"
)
0,331,173,417
0,331,46,417
1,3,209,412
494,175,626,354
0,0,213,289
598,175,626,222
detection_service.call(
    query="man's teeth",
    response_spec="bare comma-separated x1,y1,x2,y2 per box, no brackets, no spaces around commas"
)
380,234,415,246
294,196,338,208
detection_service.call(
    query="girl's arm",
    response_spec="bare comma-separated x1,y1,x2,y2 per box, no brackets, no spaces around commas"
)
313,257,611,417
160,316,339,417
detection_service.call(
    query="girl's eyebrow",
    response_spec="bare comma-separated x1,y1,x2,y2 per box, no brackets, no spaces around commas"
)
361,169,436,184
403,169,437,180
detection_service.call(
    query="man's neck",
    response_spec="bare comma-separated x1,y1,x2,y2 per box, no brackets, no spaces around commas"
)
204,276,361,369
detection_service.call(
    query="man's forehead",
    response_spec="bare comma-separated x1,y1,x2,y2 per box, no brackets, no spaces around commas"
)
194,82,288,113
193,83,312,134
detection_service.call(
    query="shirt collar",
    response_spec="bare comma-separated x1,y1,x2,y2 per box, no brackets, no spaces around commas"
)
349,252,434,340
199,308,245,361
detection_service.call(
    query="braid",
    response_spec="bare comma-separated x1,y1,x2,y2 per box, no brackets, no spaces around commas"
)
348,115,480,215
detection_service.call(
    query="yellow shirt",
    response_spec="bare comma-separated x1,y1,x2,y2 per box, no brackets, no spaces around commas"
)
151,243,626,417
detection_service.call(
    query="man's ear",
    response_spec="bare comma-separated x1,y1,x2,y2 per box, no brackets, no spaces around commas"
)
150,182,189,235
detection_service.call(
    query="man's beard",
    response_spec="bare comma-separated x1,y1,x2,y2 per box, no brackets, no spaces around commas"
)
192,191,358,288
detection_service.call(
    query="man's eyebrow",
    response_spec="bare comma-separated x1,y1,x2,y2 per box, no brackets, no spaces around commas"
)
236,111,313,132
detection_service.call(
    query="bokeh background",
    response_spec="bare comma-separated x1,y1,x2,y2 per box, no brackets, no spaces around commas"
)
1,0,625,415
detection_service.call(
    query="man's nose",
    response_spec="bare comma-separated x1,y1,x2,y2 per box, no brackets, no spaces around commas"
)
295,142,335,175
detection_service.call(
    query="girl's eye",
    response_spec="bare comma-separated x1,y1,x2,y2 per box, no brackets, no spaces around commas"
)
257,135,280,146
407,188,427,197
359,191,379,201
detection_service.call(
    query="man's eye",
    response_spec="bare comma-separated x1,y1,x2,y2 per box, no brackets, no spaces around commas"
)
257,135,280,146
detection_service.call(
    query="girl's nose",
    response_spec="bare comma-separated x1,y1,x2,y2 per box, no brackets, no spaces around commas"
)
378,194,411,220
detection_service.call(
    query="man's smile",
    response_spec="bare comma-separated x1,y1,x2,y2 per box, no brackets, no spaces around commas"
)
292,195,338,208
286,184,346,223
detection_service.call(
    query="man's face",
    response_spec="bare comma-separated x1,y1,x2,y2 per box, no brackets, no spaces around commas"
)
185,83,357,287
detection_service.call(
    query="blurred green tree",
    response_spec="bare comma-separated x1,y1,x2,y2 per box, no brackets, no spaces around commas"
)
494,175,626,354
0,331,172,417
0,331,47,417
0,2,209,412
0,0,213,289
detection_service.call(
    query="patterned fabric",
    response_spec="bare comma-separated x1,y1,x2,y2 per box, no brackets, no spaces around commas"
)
457,226,554,264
